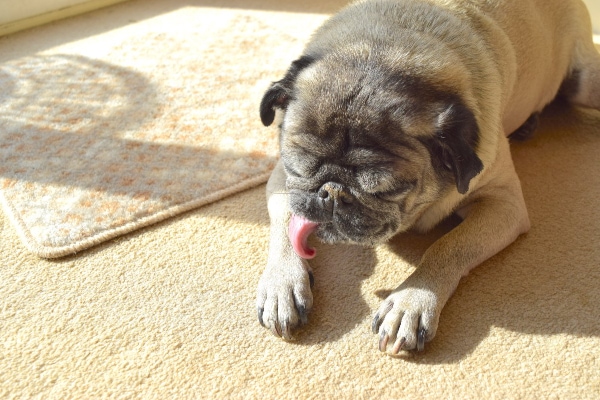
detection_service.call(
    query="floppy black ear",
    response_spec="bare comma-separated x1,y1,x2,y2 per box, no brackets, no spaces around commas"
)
259,56,316,126
435,102,484,194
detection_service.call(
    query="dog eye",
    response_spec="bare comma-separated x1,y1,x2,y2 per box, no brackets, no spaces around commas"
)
375,181,416,201
283,162,303,178
283,158,318,177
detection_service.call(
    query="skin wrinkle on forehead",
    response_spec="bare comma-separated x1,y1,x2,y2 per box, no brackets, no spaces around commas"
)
293,71,455,156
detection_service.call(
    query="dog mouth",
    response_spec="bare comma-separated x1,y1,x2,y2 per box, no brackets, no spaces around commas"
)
289,214,319,259
287,187,403,258
288,213,395,259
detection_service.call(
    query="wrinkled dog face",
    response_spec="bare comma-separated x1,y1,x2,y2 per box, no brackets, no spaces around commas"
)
260,52,483,246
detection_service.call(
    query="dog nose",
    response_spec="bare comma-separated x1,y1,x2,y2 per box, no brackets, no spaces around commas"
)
318,182,355,208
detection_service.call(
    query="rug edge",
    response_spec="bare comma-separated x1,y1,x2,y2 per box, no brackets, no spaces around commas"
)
0,172,272,259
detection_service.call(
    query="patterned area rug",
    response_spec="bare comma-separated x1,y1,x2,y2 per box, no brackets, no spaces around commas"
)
0,3,321,258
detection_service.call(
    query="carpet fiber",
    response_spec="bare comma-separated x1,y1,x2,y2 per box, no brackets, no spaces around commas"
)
1,0,600,398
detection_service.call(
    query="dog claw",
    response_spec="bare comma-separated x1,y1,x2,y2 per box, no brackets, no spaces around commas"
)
392,337,406,354
281,321,293,340
257,307,265,327
271,321,282,338
297,305,309,325
417,328,427,352
371,313,382,334
378,330,389,352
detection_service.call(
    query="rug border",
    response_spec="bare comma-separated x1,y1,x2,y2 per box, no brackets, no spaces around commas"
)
0,172,271,259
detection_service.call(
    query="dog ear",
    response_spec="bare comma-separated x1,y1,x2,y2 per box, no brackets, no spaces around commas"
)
434,102,484,194
259,56,316,126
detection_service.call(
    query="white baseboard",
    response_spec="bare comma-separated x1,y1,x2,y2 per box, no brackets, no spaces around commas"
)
0,0,130,37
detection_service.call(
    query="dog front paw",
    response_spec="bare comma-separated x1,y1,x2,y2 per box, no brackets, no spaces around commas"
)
371,287,442,353
256,258,314,340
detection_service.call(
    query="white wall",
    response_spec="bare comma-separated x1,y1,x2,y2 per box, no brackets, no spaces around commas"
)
1,0,599,34
582,0,600,34
0,0,91,25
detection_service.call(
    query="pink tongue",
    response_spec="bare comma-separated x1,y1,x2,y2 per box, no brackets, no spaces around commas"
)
289,215,319,259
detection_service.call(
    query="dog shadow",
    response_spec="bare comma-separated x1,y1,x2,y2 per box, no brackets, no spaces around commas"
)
288,239,378,345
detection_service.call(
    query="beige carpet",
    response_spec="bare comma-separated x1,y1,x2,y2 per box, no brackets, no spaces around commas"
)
1,0,600,398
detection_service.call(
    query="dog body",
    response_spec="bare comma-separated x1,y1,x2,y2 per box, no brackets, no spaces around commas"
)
256,0,600,353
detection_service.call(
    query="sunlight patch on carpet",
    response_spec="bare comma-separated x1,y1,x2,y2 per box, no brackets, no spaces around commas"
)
0,7,315,257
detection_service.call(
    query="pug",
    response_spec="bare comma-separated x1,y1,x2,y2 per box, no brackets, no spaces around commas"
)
256,0,600,353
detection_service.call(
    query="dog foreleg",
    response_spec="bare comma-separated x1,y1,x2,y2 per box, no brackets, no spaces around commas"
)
256,160,314,339
373,146,530,353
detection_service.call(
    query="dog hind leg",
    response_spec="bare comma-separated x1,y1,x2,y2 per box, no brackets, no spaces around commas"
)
563,34,600,110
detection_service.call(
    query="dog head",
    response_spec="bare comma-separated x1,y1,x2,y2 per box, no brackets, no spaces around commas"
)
260,49,483,246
